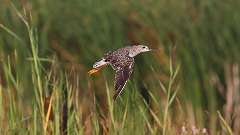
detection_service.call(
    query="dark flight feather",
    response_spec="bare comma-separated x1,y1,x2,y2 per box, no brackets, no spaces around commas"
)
113,62,134,100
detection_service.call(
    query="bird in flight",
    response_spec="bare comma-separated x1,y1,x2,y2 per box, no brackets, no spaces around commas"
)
88,45,152,100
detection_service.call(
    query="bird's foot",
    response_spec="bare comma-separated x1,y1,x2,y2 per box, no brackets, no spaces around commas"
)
88,68,100,75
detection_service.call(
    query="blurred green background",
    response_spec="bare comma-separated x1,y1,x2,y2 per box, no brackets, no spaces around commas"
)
0,0,240,134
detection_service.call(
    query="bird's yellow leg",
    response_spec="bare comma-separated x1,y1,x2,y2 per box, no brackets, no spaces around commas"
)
88,64,108,75
88,68,100,75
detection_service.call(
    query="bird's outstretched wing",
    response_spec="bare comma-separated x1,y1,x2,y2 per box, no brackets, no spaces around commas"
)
113,61,134,100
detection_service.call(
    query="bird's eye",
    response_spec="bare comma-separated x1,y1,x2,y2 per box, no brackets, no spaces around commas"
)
142,46,146,49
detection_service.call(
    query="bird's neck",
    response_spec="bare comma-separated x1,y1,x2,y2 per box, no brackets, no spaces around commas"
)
129,51,141,57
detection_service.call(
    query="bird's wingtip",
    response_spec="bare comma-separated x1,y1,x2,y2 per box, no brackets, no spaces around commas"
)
113,93,118,101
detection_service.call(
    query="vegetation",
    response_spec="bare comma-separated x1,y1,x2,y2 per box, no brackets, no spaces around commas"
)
0,0,239,134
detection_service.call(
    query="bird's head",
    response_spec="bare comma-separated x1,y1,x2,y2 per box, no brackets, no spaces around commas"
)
129,45,152,57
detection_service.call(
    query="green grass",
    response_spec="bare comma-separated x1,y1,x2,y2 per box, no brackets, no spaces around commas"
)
0,0,239,134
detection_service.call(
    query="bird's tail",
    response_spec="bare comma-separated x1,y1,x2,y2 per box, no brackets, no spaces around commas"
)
88,59,109,75
93,58,109,69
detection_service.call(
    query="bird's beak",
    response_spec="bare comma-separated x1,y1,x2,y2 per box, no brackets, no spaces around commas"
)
150,48,160,52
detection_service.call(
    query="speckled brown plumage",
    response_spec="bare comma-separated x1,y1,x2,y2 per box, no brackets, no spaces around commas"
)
104,48,135,100
89,45,151,100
